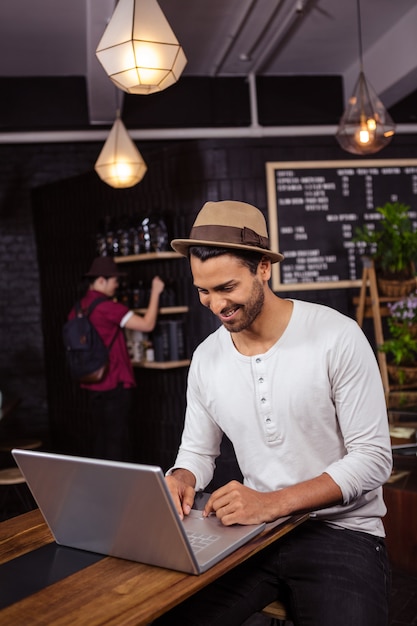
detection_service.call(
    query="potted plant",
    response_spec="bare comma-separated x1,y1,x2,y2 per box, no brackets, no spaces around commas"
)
379,320,417,387
387,290,417,337
354,201,417,296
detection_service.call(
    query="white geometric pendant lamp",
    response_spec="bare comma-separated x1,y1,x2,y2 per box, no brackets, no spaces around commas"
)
96,0,187,95
94,112,147,188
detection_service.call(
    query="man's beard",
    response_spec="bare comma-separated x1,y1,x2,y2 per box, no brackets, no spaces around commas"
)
221,278,265,333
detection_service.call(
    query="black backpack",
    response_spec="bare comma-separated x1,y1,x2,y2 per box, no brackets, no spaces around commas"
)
63,298,117,384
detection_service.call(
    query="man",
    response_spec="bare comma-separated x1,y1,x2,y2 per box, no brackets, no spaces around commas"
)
68,256,164,461
156,200,392,626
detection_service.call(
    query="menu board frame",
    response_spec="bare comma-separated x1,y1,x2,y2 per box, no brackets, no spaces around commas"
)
266,159,417,292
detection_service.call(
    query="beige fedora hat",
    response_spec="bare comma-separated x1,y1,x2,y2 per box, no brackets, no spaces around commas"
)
171,200,284,263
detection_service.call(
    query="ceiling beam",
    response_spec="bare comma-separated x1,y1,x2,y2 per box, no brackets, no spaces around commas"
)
1,123,417,144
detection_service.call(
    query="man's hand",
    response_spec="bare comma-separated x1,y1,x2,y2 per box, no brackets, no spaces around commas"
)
203,474,343,526
203,481,274,526
166,469,196,520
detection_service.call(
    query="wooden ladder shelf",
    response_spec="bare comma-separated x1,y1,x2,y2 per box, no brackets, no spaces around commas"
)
355,258,417,415
356,257,390,401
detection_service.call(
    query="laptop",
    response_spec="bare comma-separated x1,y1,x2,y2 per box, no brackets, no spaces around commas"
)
12,449,266,575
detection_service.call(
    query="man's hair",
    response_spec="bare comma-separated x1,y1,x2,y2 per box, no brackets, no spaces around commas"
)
189,245,264,275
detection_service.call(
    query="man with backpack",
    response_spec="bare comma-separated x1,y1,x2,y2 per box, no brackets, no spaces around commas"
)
66,256,164,461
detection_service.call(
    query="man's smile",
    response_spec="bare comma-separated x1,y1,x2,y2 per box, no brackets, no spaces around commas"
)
219,306,241,320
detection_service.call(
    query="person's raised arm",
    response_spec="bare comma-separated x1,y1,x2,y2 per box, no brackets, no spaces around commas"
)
125,276,165,333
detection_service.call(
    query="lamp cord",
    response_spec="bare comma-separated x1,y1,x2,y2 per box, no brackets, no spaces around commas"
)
356,0,364,72
114,87,123,120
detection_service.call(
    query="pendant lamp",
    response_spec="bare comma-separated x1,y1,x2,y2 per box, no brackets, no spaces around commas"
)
94,111,147,188
96,0,187,95
336,0,395,155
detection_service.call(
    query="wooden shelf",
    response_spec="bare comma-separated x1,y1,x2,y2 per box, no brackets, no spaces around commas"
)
118,252,189,369
352,295,406,319
133,306,189,315
131,359,190,370
114,252,182,263
355,258,417,416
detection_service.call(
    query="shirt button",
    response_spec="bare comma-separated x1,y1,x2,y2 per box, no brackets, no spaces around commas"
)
256,358,261,363
259,377,264,383
261,397,266,403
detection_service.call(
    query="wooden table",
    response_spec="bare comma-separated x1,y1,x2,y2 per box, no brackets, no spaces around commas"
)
0,509,307,625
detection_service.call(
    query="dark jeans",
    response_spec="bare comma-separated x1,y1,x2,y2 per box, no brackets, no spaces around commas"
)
88,384,134,462
153,520,391,626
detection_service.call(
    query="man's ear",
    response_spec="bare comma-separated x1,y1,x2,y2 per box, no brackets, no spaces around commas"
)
258,256,272,281
92,276,106,289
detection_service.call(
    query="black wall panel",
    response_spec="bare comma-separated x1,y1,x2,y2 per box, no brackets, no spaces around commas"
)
10,132,417,476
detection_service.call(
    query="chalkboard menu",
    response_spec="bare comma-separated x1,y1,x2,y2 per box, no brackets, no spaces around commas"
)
266,159,417,291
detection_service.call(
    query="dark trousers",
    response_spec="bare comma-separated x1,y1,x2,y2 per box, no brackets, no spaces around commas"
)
153,520,391,626
88,385,134,462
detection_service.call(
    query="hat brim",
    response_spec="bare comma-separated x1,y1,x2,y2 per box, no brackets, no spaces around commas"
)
84,270,127,278
171,239,284,263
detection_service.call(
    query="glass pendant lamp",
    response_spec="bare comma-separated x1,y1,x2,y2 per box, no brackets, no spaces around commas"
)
336,0,395,155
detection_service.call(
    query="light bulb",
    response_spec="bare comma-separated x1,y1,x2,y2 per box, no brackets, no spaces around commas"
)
355,117,377,146
358,127,370,144
114,162,133,183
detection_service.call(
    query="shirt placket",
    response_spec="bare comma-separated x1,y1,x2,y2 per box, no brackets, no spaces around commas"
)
253,356,280,444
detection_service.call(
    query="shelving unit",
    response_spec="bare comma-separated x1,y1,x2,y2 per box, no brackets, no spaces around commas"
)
114,251,190,369
114,252,182,263
354,257,417,415
133,306,189,315
355,257,390,396
131,359,191,370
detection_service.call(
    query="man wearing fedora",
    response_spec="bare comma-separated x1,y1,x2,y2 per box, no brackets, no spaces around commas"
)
155,201,392,626
68,256,164,461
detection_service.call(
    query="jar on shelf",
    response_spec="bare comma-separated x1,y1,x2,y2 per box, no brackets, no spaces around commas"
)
141,216,169,252
117,216,131,256
96,219,107,257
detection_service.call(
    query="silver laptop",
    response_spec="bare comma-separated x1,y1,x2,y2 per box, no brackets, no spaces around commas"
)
12,449,266,575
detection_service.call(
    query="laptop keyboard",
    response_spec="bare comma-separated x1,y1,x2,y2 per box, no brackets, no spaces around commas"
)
186,530,219,553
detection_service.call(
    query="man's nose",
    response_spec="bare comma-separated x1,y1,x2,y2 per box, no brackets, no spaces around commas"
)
205,293,228,315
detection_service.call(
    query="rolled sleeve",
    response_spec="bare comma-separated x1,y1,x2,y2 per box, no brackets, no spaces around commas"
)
323,323,393,505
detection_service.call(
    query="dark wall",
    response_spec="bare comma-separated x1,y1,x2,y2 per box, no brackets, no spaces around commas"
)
2,132,417,472
0,142,100,441
0,76,344,132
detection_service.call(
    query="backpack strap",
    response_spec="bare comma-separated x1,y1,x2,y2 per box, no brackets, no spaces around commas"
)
74,297,107,317
86,296,109,316
78,297,119,353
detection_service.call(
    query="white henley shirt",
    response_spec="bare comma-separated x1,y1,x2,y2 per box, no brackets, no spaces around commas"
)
171,300,393,536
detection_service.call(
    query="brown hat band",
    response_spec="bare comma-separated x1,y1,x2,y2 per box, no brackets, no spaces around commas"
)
189,225,270,250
